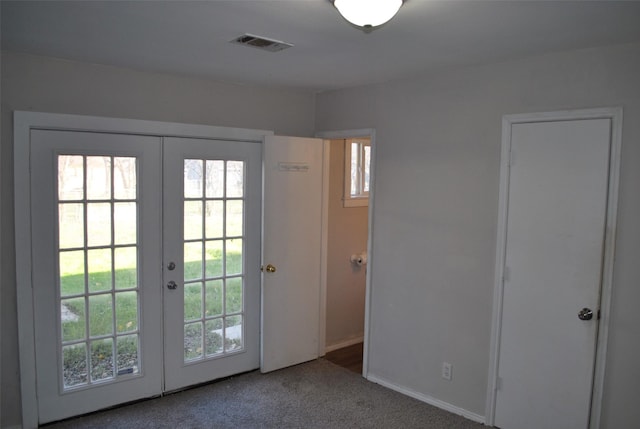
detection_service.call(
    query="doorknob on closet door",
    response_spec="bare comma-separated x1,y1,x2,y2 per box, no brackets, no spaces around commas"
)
578,307,593,321
261,264,277,273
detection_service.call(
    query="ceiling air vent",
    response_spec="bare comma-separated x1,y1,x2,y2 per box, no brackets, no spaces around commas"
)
230,33,293,52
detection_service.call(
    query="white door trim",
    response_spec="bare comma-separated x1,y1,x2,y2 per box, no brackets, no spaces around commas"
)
315,128,376,378
14,111,273,428
485,107,623,428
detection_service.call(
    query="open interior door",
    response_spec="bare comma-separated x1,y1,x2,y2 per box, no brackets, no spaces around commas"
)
261,135,326,373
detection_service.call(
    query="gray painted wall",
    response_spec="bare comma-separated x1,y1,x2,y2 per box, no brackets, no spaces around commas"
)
316,41,640,427
326,139,367,349
0,51,316,427
3,41,640,428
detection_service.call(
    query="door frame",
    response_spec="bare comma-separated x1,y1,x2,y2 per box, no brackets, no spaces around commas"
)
315,128,376,377
14,111,273,428
485,107,623,428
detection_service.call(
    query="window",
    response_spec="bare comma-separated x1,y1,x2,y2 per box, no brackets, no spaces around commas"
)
344,138,371,207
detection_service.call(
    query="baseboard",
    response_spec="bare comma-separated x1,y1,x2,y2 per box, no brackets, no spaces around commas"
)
366,373,486,424
324,335,364,353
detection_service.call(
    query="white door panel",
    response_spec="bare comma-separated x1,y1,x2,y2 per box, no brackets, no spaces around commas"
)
261,136,325,373
495,119,611,429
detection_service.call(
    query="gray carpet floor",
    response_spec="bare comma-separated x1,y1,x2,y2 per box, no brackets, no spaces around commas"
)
44,359,486,428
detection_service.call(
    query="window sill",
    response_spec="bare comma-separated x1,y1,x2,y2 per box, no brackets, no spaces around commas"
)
343,197,368,208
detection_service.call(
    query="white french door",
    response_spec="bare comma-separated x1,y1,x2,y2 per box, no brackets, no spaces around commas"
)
29,130,260,423
162,137,261,391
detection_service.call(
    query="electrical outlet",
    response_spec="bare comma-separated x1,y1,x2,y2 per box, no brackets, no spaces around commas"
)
442,362,453,381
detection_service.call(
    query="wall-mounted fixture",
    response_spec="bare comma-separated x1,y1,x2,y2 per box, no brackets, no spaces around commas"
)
333,0,403,31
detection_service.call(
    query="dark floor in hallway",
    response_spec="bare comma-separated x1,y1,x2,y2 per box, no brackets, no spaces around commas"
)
324,342,363,374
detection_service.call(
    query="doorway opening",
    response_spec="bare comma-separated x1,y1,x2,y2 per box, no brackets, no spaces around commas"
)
317,130,375,376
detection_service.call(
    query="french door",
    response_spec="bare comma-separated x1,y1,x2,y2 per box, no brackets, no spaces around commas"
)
30,130,261,423
162,137,261,391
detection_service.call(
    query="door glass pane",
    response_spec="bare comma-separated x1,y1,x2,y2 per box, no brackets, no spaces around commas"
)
87,203,111,247
226,161,244,197
61,298,85,342
184,159,203,198
87,248,112,293
184,201,203,240
205,240,223,278
205,318,223,356
184,322,203,361
184,242,203,281
205,201,223,238
90,338,114,381
60,250,85,296
63,343,87,388
225,315,243,352
226,200,243,237
57,154,141,391
226,238,242,276
89,294,113,337
205,160,224,198
58,155,84,200
184,283,203,321
117,334,139,375
115,291,138,333
59,203,84,248
113,157,136,200
114,246,137,290
86,156,111,200
205,280,223,318
114,203,137,245
183,159,246,364
226,277,243,314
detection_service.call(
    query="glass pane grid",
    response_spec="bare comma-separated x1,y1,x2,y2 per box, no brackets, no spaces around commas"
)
58,155,140,390
183,158,246,363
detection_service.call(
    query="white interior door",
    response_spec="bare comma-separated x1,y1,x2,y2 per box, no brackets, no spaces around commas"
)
162,137,261,391
494,119,611,429
30,130,163,423
261,135,325,373
28,130,262,423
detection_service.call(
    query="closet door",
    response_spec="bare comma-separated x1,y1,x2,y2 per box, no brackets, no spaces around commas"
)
494,119,611,429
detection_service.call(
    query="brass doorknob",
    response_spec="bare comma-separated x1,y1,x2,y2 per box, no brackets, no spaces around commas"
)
261,264,277,273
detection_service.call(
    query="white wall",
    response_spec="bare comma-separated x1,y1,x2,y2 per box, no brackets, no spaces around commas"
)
326,139,367,349
316,42,640,427
0,51,316,427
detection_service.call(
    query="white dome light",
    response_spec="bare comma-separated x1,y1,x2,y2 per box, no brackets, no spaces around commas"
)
334,0,403,29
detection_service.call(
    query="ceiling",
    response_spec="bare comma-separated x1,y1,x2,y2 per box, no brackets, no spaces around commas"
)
3,1,640,92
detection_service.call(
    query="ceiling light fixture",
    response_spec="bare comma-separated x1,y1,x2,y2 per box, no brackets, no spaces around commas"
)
333,0,403,31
